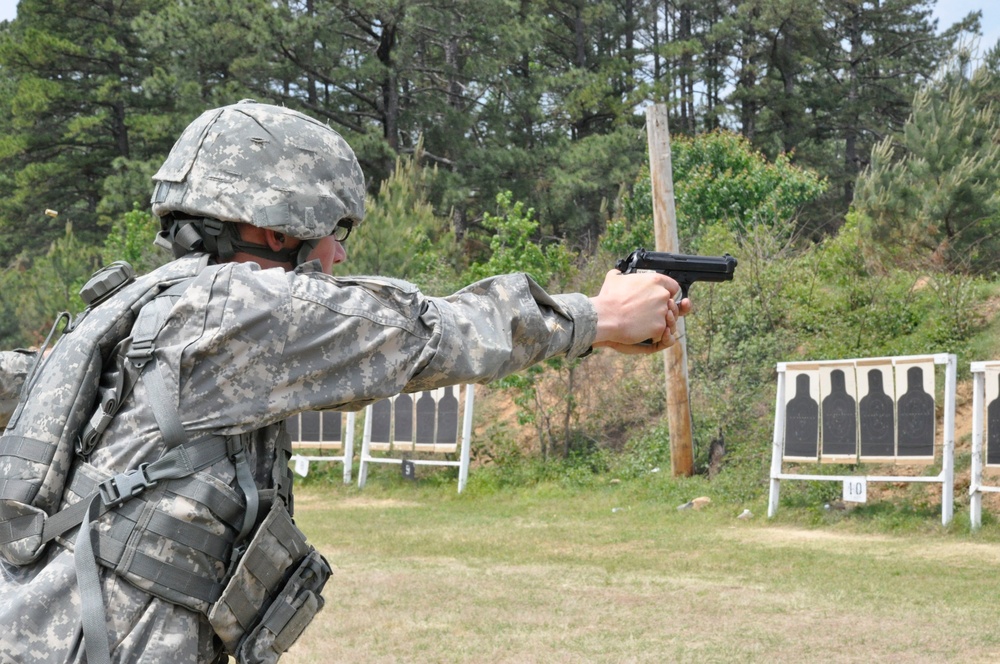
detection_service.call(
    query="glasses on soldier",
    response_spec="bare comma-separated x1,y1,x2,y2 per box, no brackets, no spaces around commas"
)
332,220,354,243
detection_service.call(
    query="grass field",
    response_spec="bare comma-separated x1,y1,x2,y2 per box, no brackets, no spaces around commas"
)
282,476,1000,663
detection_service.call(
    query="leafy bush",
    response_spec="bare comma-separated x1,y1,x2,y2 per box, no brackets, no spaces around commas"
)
101,204,169,274
603,130,827,256
463,191,574,289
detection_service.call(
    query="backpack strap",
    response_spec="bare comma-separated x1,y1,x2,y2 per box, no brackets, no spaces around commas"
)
74,434,236,664
124,284,260,545
73,274,261,664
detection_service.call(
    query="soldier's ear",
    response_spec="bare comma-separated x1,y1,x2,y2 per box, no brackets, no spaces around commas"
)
263,229,289,251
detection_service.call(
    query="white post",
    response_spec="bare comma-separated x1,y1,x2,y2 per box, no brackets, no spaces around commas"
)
458,385,475,493
357,405,373,488
767,365,787,518
971,366,985,530
941,354,956,526
343,411,356,485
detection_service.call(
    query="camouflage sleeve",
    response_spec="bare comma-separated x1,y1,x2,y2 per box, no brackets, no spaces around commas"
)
172,264,598,432
277,269,596,411
403,273,597,391
0,349,36,426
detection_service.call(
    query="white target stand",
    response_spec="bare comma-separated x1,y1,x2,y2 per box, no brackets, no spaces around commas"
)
767,353,956,525
357,385,475,493
968,361,1000,530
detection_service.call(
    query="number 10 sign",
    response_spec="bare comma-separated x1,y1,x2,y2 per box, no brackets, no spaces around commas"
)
843,478,868,503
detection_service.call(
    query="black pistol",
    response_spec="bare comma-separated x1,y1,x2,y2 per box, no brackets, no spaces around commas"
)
615,248,738,300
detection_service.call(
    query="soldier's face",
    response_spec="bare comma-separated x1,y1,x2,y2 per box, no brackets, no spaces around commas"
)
306,235,347,274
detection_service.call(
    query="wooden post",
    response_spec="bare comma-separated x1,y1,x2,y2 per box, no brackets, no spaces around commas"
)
645,104,694,477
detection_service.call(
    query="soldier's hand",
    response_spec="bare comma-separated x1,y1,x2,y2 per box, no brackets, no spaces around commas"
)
590,270,691,354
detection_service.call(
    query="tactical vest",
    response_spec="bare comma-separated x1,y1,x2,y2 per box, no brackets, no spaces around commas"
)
0,255,330,664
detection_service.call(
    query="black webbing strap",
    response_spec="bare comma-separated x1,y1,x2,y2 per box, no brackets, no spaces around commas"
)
73,435,233,664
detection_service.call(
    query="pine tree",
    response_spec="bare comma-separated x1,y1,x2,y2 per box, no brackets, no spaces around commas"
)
0,0,177,261
853,46,1000,273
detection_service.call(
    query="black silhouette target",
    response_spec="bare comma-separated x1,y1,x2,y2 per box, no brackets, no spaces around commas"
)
394,393,414,450
364,387,471,456
437,386,460,448
821,368,858,458
299,411,321,441
784,371,819,460
859,366,895,459
415,391,437,448
896,364,935,458
986,371,1000,466
321,411,342,442
371,399,392,446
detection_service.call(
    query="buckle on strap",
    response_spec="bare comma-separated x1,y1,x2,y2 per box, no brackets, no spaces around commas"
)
98,463,157,508
226,436,246,461
127,338,155,367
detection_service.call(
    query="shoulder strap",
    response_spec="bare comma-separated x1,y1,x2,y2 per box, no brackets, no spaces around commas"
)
74,272,261,664
124,279,260,542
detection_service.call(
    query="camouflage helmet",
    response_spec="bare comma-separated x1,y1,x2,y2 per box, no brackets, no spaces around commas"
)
151,100,365,261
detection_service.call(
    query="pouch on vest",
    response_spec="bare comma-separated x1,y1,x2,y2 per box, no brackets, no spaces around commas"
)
208,501,331,663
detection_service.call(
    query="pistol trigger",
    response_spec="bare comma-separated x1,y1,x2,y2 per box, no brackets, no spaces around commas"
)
677,283,691,303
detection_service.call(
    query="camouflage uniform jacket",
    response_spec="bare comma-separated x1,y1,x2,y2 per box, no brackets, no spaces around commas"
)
0,256,597,663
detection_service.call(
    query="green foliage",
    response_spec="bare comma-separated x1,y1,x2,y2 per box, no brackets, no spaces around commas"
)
469,439,610,492
0,222,101,346
463,191,574,290
348,148,462,295
852,48,1000,273
608,422,673,480
672,132,827,247
795,213,990,360
101,204,169,274
602,131,827,256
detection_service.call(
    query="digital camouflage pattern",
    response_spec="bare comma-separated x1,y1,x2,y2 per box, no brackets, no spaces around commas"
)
0,255,212,567
0,350,34,427
151,101,366,240
0,255,598,663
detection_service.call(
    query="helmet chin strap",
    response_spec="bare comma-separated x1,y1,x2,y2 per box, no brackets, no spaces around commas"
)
226,237,318,267
295,239,320,266
157,215,319,267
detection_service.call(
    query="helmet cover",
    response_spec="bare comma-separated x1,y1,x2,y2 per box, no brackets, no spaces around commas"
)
151,100,365,240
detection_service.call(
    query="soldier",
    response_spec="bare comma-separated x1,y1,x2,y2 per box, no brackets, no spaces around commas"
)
0,100,689,663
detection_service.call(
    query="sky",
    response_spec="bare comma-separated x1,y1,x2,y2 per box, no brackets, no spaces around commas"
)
0,0,995,62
